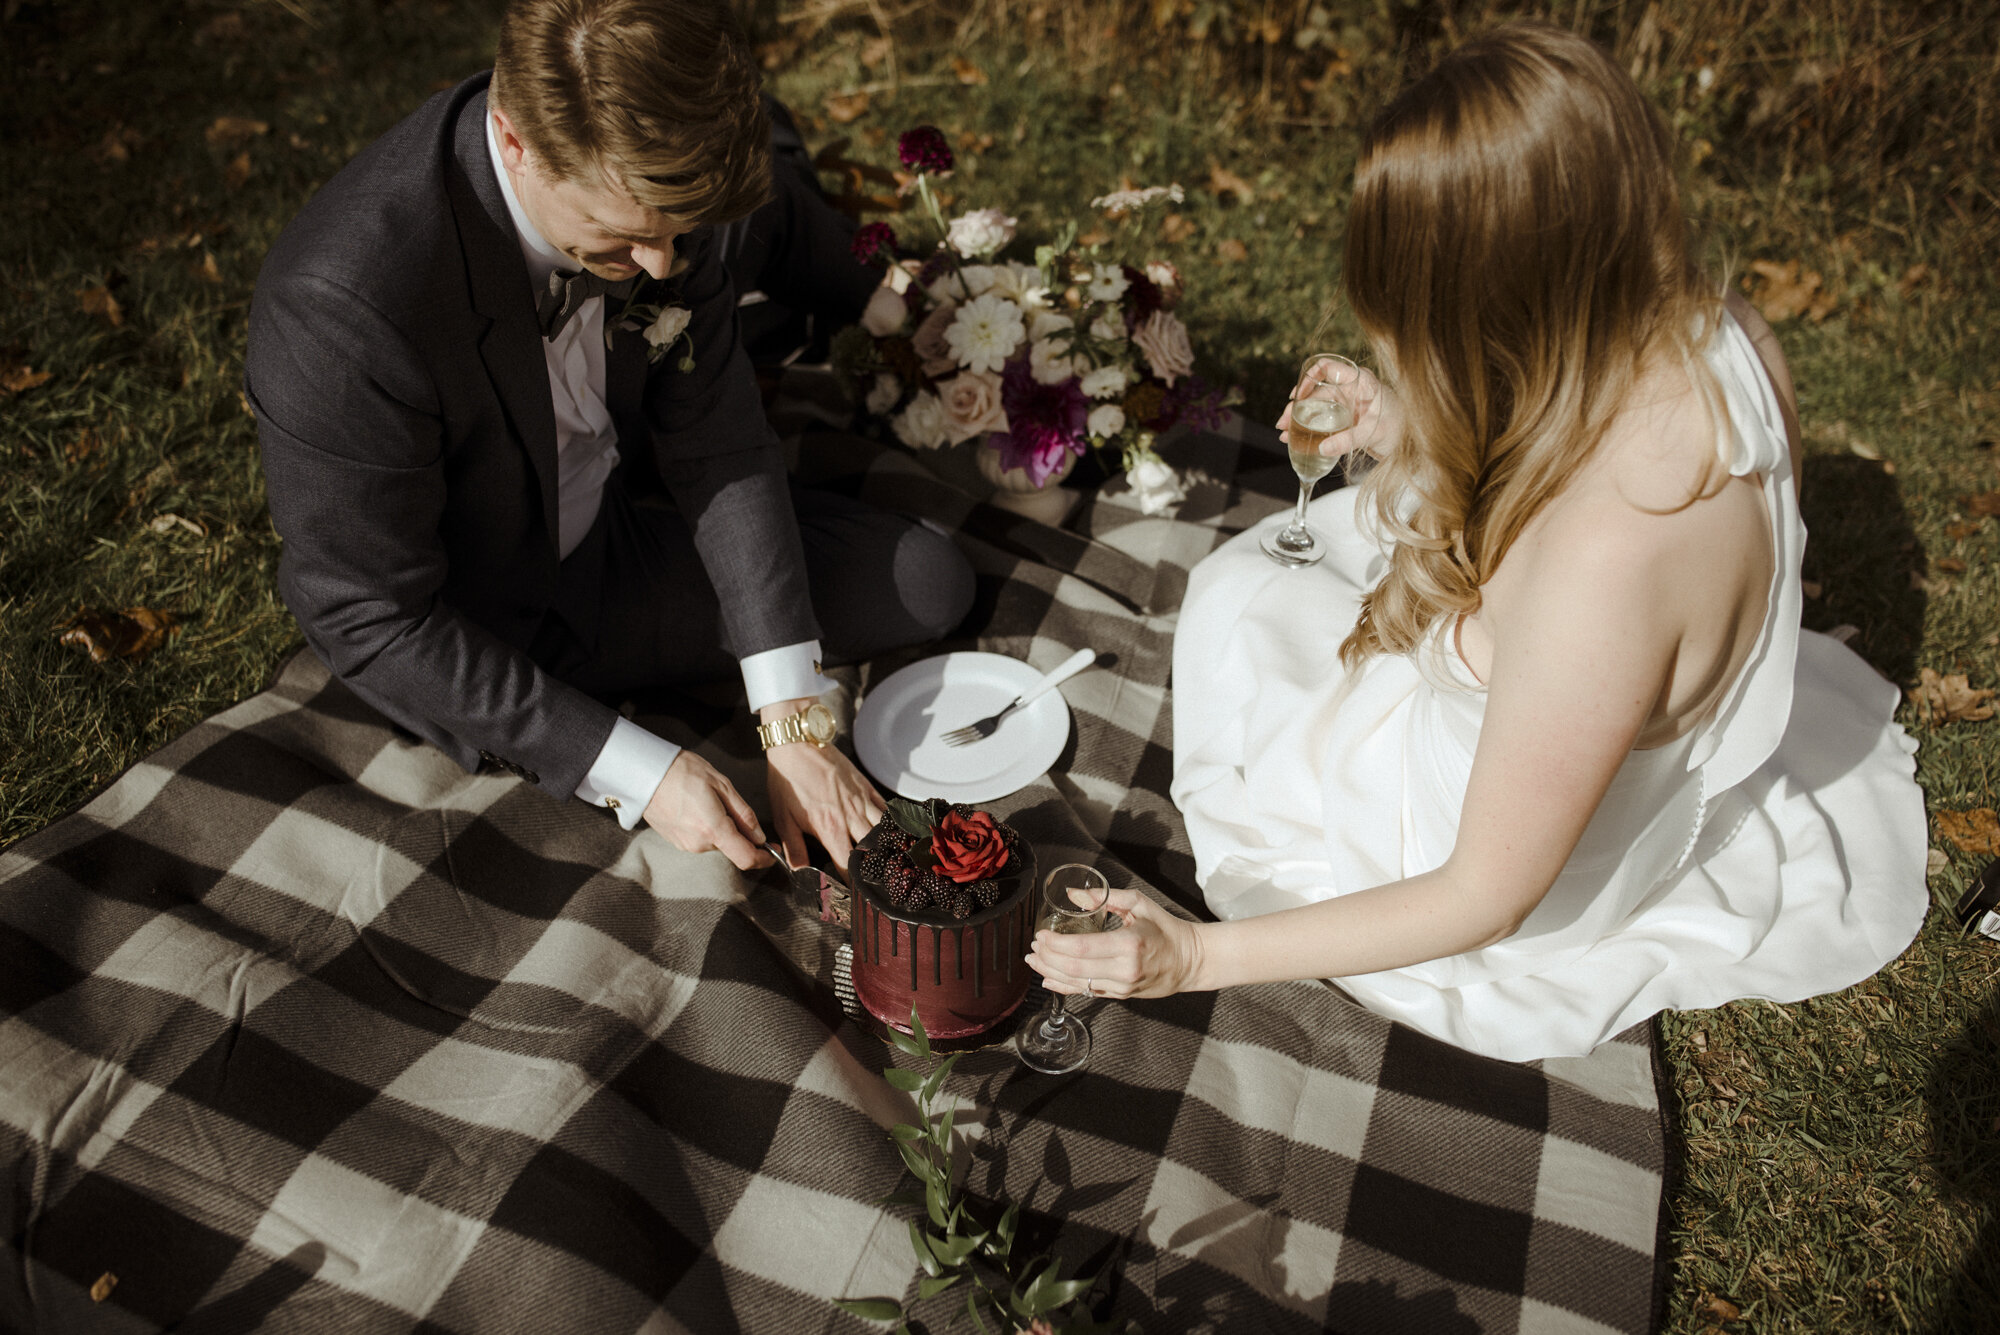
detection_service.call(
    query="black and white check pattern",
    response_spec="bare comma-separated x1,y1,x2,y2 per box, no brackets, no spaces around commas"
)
0,419,1666,1333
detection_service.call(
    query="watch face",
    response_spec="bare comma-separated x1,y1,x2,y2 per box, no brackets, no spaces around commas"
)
803,703,837,745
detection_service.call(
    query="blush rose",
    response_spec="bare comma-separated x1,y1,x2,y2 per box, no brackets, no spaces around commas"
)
1132,310,1195,387
937,370,1008,444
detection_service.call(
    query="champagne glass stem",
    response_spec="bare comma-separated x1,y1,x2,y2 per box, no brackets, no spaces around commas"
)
1290,476,1313,533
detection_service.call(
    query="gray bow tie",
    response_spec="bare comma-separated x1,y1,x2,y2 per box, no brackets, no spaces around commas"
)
536,268,637,340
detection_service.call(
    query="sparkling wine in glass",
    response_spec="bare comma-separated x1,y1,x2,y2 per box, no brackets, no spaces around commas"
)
1262,353,1363,568
1018,864,1114,1075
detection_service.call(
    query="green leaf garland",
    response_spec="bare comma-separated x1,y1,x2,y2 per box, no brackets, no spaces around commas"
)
833,1005,1134,1333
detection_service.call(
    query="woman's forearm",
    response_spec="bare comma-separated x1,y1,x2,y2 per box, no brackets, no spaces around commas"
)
1185,865,1529,991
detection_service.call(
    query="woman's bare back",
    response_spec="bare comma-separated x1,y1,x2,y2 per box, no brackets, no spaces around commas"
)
1454,294,1798,748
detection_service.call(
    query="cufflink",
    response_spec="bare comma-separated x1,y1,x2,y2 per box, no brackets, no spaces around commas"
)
604,797,621,811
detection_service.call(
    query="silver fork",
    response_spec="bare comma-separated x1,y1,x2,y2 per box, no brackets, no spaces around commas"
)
940,647,1096,747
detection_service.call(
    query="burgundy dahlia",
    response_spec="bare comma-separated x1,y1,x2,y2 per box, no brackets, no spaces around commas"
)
850,221,898,266
991,359,1089,488
1122,264,1164,321
897,125,954,175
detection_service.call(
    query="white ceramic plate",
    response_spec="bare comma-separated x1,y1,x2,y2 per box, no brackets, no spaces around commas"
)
853,652,1071,803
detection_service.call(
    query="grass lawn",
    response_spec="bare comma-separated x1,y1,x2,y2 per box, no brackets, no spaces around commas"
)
3,1,1996,1329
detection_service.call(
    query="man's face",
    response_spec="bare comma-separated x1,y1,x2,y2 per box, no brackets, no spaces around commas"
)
493,108,691,282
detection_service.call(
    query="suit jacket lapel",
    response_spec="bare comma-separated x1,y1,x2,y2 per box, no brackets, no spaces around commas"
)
447,84,562,552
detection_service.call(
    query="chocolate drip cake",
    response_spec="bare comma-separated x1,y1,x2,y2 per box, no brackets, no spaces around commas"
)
849,799,1037,1039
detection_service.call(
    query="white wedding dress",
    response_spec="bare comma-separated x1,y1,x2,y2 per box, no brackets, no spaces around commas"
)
1171,315,1930,1061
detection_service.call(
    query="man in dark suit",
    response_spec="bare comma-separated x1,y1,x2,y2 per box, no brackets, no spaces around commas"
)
246,0,973,872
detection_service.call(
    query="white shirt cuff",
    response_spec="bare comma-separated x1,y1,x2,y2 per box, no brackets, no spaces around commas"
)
740,639,831,713
575,716,682,831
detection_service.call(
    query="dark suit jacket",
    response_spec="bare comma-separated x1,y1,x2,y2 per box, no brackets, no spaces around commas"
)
247,74,817,800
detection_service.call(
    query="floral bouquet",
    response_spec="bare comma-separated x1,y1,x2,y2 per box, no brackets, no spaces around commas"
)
830,126,1231,516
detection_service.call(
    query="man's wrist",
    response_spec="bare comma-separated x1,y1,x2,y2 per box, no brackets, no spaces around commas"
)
576,716,682,829
756,697,837,751
758,696,816,724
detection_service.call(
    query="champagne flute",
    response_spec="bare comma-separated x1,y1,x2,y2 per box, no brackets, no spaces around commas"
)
1261,353,1363,568
1018,864,1114,1075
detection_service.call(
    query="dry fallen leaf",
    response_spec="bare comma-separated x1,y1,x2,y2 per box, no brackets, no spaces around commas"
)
1159,214,1197,244
824,90,871,125
1937,809,2000,856
149,512,207,537
95,125,143,163
1927,847,1950,877
950,55,988,85
1937,557,1968,574
1216,238,1249,263
76,285,123,326
1963,492,2000,519
90,1272,117,1303
224,150,253,191
1800,579,1823,599
192,252,223,284
1946,519,1986,540
2,361,53,396
1897,263,1931,298
1743,259,1834,323
1908,667,1996,725
67,428,101,463
205,115,268,148
1697,1290,1741,1323
1208,162,1256,204
755,37,801,71
58,607,176,664
859,36,893,69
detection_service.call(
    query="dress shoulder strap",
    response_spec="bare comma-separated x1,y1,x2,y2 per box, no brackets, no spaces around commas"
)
1683,312,1804,789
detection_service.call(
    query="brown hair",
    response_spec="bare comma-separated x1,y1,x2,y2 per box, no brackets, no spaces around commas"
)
1339,21,1721,667
491,0,771,224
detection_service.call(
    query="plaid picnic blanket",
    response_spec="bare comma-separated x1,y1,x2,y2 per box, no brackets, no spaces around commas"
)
0,418,1668,1334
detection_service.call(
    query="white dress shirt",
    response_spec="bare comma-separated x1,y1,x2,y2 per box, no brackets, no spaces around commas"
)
486,115,829,828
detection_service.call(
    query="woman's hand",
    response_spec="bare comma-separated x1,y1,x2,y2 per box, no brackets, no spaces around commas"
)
1026,888,1206,1000
1277,359,1399,461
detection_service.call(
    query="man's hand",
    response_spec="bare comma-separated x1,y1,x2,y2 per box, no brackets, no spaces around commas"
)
642,751,774,872
761,697,885,872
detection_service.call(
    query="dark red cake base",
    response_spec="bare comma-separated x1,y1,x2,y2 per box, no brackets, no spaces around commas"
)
848,832,1037,1040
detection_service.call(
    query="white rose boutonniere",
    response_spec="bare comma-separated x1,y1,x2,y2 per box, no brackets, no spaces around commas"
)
608,272,697,370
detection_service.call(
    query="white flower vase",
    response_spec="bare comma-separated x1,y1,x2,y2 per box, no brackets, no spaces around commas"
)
975,445,1080,527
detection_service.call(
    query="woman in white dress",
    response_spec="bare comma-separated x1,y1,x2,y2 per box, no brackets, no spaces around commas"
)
1027,22,1929,1062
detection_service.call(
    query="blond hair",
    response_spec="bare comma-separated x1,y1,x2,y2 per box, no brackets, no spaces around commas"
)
491,0,771,224
1340,21,1721,667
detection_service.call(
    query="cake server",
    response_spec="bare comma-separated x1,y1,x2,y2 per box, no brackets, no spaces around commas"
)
940,646,1096,747
765,841,852,926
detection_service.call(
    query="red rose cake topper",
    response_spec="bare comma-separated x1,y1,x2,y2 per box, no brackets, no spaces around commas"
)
886,797,1011,883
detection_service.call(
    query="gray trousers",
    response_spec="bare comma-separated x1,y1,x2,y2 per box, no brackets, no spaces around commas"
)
533,480,975,699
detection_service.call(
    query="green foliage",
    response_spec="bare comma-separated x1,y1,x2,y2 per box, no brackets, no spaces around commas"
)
887,796,941,840
836,1006,1129,1333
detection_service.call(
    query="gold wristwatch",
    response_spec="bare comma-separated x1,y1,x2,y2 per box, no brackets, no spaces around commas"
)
756,701,838,750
